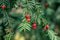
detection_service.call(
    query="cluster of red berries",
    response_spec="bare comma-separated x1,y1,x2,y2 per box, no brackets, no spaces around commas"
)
25,14,50,30
25,14,37,30
25,14,31,22
0,5,6,10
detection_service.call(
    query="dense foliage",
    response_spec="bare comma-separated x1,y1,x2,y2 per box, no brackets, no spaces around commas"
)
0,0,60,40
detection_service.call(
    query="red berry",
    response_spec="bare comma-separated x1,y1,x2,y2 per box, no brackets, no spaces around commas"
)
25,14,30,19
39,0,42,2
45,25,49,29
32,23,37,27
32,23,37,30
26,19,31,22
1,5,6,10
44,3,48,8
